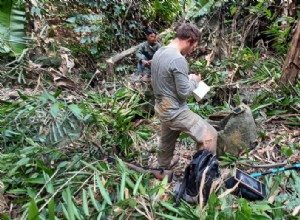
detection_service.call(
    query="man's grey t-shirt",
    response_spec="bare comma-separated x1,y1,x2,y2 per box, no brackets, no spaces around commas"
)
151,46,198,122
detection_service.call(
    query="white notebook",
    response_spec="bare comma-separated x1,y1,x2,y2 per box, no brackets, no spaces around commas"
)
192,81,210,101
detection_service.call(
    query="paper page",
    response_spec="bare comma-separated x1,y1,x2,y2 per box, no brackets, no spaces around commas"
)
192,81,210,101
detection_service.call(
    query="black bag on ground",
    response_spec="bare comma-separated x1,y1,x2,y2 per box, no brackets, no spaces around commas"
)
175,150,219,205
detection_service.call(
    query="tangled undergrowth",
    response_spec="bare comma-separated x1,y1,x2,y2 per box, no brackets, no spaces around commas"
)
1,0,300,219
0,44,299,219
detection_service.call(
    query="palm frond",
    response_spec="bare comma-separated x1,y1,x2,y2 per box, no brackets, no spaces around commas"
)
0,0,27,55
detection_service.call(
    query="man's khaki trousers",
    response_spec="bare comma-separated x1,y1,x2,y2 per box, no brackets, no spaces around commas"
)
158,110,217,168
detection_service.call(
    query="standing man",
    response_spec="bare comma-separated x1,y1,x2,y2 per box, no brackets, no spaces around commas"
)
151,23,217,169
136,28,161,82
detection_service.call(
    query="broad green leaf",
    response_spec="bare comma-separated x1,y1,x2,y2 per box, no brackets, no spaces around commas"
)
62,187,75,220
6,188,27,194
156,175,168,199
96,174,112,205
36,160,53,175
50,103,60,118
250,214,272,220
88,186,100,211
68,104,83,120
65,187,75,220
281,145,293,157
61,204,70,220
97,201,107,220
72,202,82,220
0,0,26,55
3,129,20,137
133,174,143,196
43,172,54,194
24,177,45,184
81,160,99,172
82,189,90,216
1,214,10,220
117,198,137,208
27,187,37,198
16,157,30,166
17,90,28,100
186,0,214,18
277,16,294,23
53,89,62,98
263,9,272,18
250,201,272,211
124,174,135,190
48,197,55,220
160,202,182,215
236,198,252,220
39,91,56,103
156,212,185,220
28,199,41,220
230,7,237,15
120,172,126,201
272,201,284,219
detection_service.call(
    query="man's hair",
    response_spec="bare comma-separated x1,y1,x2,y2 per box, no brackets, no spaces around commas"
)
145,28,156,36
175,23,201,44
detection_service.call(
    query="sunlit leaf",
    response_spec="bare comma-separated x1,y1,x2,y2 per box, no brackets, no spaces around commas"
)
133,174,143,196
68,104,83,120
120,172,126,201
0,0,26,55
48,197,55,220
96,174,112,205
50,103,60,118
65,187,75,220
231,7,237,15
82,189,90,217
88,186,101,211
28,199,41,220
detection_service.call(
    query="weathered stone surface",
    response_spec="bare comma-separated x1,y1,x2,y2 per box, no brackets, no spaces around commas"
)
215,104,258,157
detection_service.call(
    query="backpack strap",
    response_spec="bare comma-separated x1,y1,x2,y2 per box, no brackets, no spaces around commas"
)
195,150,211,181
175,162,191,206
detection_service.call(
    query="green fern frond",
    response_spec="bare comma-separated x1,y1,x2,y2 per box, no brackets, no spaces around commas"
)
0,0,27,55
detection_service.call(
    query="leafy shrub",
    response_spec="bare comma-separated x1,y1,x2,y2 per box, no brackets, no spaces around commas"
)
65,0,181,55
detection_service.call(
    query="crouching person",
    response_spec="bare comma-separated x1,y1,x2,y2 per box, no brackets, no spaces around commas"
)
136,28,161,82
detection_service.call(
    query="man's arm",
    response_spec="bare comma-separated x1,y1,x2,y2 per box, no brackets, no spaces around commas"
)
136,42,147,63
172,58,199,99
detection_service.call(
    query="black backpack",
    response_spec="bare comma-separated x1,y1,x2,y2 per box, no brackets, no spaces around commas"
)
175,150,219,205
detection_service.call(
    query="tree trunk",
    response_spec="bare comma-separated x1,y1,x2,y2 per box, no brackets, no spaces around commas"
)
106,45,139,75
280,19,300,85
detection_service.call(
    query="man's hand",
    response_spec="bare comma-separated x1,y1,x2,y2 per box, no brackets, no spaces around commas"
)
141,60,151,66
190,74,201,83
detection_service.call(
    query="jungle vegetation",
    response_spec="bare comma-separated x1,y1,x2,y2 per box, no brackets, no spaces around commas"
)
0,0,299,219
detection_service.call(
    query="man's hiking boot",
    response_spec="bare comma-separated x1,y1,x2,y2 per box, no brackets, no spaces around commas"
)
150,156,180,170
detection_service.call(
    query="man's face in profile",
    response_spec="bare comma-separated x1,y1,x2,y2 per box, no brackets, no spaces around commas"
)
181,40,198,55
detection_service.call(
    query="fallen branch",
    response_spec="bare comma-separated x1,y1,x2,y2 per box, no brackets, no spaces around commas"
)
84,69,101,90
